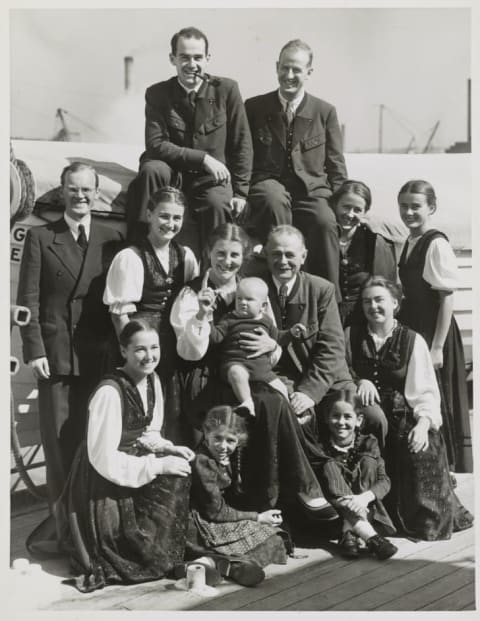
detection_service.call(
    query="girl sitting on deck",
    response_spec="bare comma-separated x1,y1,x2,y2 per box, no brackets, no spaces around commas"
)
61,319,194,592
346,276,473,541
316,390,398,560
182,405,289,586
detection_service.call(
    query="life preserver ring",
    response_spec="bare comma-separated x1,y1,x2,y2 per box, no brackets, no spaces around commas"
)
10,147,35,225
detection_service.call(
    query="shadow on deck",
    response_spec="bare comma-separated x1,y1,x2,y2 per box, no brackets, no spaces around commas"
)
8,474,475,612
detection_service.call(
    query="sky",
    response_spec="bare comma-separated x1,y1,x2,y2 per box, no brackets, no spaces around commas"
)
10,7,471,153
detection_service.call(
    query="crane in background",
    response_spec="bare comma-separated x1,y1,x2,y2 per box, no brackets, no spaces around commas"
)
52,108,104,142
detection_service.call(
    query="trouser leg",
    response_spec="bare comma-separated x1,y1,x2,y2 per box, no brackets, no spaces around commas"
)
246,179,292,244
292,195,341,300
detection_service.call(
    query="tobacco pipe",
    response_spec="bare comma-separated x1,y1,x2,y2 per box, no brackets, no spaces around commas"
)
194,71,220,87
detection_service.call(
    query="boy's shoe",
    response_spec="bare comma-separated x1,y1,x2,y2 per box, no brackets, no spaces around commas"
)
215,557,265,587
366,535,398,560
338,531,360,558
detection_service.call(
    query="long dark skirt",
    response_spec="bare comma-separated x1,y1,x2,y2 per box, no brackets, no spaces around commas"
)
63,445,191,592
436,319,473,473
187,378,324,511
383,408,473,541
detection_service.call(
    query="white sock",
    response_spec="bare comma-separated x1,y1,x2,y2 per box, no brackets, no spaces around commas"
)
352,519,377,542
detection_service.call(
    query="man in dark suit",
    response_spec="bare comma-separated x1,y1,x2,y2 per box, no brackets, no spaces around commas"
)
128,26,252,253
245,39,347,298
17,162,123,521
257,225,387,449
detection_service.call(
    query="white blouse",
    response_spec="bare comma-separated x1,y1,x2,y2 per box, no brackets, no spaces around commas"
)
170,280,281,364
87,373,173,488
404,235,459,292
103,245,199,315
347,325,442,430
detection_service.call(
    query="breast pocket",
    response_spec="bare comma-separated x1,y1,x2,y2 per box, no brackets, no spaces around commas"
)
301,132,326,152
256,127,273,145
203,112,227,134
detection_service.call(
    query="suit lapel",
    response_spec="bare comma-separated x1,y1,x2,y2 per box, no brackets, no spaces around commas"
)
291,94,314,148
49,218,84,281
264,93,286,149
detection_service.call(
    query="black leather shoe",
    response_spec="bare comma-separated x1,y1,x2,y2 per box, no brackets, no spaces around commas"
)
338,530,360,558
215,557,265,587
367,535,398,560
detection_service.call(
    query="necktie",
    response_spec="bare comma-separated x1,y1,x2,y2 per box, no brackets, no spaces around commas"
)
188,90,197,111
77,224,88,252
278,283,289,311
285,101,294,126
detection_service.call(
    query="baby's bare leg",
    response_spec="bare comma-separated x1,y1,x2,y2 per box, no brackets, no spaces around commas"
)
227,364,255,414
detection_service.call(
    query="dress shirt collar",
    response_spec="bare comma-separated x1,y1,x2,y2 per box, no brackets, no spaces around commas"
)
64,212,91,241
278,89,306,115
272,274,297,297
177,78,203,95
331,438,355,453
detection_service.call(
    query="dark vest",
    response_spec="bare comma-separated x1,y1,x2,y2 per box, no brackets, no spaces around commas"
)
136,239,186,319
98,370,155,455
339,225,376,326
350,323,416,398
398,229,448,347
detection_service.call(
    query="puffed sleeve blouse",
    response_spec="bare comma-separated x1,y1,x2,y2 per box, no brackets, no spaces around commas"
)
405,235,459,293
103,244,199,315
87,373,173,488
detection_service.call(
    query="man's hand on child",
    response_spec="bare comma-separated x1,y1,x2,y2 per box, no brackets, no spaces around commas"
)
257,509,283,526
239,327,277,359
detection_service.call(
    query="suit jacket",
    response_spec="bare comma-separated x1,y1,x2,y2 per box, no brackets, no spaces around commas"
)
266,271,353,403
141,75,253,199
245,90,347,195
17,217,123,377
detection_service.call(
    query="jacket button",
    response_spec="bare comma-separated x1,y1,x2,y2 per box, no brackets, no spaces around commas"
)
56,270,63,277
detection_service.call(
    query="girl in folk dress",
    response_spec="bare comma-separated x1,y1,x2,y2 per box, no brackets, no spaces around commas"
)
62,320,194,592
346,277,473,541
396,179,472,472
330,180,401,327
104,187,199,443
187,405,288,585
316,390,397,560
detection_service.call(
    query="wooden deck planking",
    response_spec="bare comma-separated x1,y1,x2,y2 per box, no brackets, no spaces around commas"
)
374,565,475,611
10,473,475,612
421,584,476,612
246,530,474,611
326,538,474,611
